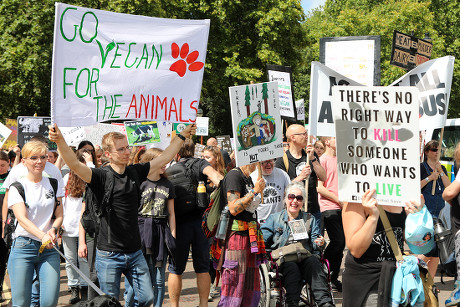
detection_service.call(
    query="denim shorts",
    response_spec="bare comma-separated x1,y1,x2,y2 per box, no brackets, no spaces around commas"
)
168,217,209,275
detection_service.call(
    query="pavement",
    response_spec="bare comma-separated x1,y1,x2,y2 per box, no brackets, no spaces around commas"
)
0,250,456,306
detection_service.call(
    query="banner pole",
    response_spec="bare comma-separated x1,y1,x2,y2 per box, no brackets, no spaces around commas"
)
432,128,444,195
257,162,263,203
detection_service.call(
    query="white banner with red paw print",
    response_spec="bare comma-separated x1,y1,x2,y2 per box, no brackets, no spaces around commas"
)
51,2,210,127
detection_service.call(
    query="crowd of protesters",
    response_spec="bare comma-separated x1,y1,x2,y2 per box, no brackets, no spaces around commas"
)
0,121,458,307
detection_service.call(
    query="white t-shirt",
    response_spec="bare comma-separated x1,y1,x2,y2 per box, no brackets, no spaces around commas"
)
8,177,57,241
62,174,83,237
250,167,291,222
3,162,65,197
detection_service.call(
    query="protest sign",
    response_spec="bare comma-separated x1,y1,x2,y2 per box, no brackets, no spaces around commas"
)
147,121,172,150
309,62,362,137
124,120,160,146
195,117,209,136
229,81,283,166
60,126,86,147
266,65,296,120
320,36,380,86
83,123,124,146
332,86,420,206
173,123,190,134
0,123,12,148
391,56,454,130
216,135,232,153
390,30,432,70
51,3,210,127
194,143,206,158
295,99,305,122
2,119,17,150
17,117,56,150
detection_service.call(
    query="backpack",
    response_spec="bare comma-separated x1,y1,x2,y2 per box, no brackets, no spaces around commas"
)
80,166,140,243
202,180,224,238
166,158,208,217
5,177,60,238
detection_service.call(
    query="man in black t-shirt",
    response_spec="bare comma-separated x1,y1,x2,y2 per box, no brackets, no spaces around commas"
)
166,138,222,307
275,124,326,239
49,124,196,306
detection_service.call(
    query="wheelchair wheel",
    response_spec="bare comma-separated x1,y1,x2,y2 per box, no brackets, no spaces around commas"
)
300,283,315,307
259,262,271,307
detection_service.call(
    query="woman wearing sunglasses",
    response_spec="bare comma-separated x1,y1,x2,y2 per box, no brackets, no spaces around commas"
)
420,140,450,278
261,182,334,307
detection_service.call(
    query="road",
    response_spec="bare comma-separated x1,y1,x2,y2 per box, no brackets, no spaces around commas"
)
0,249,455,306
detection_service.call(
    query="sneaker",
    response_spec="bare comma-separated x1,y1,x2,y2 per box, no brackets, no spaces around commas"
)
208,284,216,302
69,286,80,304
331,279,342,292
446,280,460,306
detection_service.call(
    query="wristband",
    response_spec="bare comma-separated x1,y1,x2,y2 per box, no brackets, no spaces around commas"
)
250,189,259,197
311,157,318,163
52,226,59,233
177,134,186,141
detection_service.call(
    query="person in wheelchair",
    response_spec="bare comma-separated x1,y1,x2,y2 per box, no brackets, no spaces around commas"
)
261,182,335,307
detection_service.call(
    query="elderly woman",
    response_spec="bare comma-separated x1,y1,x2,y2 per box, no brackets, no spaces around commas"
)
7,141,64,306
261,182,334,307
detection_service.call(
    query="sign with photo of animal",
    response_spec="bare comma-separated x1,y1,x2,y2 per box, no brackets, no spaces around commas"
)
124,120,161,145
229,81,283,166
17,116,57,150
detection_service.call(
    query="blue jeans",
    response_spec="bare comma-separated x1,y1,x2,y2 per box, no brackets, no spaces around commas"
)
125,254,166,307
95,249,154,306
7,236,60,307
62,236,90,287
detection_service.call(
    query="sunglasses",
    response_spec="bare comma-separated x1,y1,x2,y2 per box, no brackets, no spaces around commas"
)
287,194,304,201
429,148,438,152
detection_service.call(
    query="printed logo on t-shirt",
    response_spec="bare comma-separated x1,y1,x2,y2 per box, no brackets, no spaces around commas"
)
295,162,307,176
45,189,55,199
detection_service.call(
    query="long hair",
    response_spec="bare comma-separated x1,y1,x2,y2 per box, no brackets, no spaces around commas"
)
423,140,439,162
140,148,167,178
203,146,225,176
66,149,87,198
77,140,99,168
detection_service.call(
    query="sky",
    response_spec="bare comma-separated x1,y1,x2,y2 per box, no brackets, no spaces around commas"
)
301,0,326,13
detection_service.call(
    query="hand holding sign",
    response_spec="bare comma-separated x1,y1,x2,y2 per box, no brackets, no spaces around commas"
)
180,123,196,139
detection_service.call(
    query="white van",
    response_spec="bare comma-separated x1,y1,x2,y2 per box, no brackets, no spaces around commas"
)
425,118,460,181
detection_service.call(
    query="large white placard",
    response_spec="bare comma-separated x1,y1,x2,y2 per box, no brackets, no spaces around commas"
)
332,86,420,206
51,3,210,127
229,82,283,166
308,62,362,137
391,56,455,130
267,69,296,119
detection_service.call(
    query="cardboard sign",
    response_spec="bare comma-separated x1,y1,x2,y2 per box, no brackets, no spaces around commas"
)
308,62,362,137
195,117,209,136
295,99,305,122
390,31,433,70
391,56,455,130
216,135,232,153
229,81,283,166
2,119,17,150
17,117,56,150
51,3,210,127
194,143,206,158
332,86,420,206
124,120,160,146
266,65,296,120
60,126,86,147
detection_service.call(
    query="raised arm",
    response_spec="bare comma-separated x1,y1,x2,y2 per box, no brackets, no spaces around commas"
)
148,124,196,176
48,124,92,183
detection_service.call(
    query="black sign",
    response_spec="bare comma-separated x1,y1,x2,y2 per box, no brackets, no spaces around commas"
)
390,30,432,70
216,135,232,153
17,116,57,150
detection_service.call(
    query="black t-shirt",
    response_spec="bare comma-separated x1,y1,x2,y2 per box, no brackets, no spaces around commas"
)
222,168,256,222
275,150,320,213
89,163,150,253
139,177,175,218
174,157,210,222
356,209,406,263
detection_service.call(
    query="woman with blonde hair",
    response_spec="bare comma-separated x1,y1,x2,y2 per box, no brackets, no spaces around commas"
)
202,146,226,177
7,141,64,306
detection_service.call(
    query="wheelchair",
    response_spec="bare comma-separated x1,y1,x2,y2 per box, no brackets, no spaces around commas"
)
259,250,333,307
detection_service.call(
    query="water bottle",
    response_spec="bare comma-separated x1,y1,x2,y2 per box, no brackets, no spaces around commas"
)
216,206,230,240
197,181,208,209
434,218,451,263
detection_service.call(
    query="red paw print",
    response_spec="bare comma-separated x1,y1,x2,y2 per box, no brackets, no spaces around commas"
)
169,43,204,77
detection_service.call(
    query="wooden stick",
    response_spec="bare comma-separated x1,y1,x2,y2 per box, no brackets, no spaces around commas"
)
257,162,263,203
432,128,444,195
304,136,311,212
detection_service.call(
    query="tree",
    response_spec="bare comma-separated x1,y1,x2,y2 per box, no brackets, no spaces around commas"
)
245,85,251,117
262,82,269,114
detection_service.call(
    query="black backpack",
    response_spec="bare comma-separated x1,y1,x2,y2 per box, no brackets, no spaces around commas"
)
166,158,208,217
80,166,140,243
5,177,60,238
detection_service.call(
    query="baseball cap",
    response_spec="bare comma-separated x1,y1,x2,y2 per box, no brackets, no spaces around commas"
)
405,205,435,255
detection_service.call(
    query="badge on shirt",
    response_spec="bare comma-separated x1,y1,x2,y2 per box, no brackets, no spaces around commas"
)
288,219,309,240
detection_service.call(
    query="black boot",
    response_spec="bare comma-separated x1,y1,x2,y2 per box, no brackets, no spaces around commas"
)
69,286,80,304
80,286,88,301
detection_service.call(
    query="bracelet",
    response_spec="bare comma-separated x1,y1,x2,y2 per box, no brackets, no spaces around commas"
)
425,177,429,182
176,134,186,141
310,157,318,163
250,189,259,197
52,226,59,233
440,173,444,177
